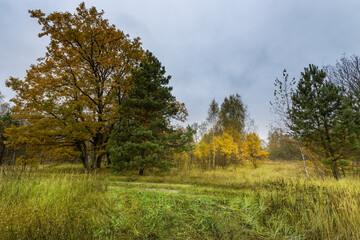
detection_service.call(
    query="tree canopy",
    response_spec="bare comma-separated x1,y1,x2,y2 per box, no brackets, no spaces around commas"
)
6,3,144,168
326,55,360,99
219,94,246,134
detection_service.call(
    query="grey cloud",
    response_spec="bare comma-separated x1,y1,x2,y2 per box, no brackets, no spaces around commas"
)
1,0,360,139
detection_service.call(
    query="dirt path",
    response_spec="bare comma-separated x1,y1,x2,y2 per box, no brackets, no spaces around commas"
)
108,186,180,193
115,181,192,187
108,181,192,193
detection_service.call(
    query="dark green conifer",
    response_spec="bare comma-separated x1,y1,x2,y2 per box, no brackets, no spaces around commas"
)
289,64,360,179
109,52,192,175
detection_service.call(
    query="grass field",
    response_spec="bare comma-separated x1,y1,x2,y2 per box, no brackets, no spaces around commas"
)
0,161,359,239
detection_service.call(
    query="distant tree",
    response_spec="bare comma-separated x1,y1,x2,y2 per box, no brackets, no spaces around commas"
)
0,92,10,164
190,122,208,144
214,130,240,167
326,55,360,99
267,127,302,160
206,98,219,169
271,70,296,126
0,92,9,116
5,3,144,169
192,94,247,169
193,138,211,169
219,94,246,134
271,69,311,179
243,132,268,168
207,99,220,128
108,52,190,175
289,64,360,180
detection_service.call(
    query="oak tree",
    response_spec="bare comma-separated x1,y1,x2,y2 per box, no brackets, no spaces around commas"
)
6,3,144,169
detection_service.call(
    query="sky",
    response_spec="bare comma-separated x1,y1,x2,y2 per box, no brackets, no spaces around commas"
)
1,0,360,140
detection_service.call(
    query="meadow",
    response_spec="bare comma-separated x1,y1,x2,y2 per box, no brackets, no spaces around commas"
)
0,161,359,239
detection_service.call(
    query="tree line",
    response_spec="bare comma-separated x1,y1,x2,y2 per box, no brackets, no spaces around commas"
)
1,3,360,178
0,3,269,173
175,95,268,170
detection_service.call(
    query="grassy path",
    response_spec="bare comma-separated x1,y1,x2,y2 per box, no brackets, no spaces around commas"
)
107,180,259,239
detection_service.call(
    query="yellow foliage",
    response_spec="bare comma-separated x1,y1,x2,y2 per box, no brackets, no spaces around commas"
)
194,140,211,160
173,151,191,170
214,132,239,159
243,132,268,168
189,128,269,169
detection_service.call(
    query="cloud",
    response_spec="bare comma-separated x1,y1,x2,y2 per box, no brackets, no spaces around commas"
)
1,0,360,139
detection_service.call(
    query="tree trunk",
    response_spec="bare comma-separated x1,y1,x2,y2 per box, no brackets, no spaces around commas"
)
252,162,258,168
4,146,8,165
106,152,111,165
212,131,216,170
92,133,105,169
331,160,340,180
341,167,346,177
297,141,310,181
300,148,310,181
77,141,89,169
91,152,97,170
12,146,16,165
95,154,102,169
213,153,216,170
0,143,5,165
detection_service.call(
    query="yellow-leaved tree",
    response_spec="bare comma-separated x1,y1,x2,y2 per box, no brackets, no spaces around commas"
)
215,131,240,166
243,133,268,168
5,3,144,169
194,137,212,169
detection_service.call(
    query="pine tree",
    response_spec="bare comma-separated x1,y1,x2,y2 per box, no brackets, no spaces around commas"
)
108,52,190,175
289,64,360,179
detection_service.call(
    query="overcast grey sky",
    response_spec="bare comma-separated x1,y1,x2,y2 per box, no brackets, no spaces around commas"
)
1,0,360,139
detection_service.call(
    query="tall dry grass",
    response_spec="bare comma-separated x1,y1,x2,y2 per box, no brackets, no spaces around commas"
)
0,167,121,239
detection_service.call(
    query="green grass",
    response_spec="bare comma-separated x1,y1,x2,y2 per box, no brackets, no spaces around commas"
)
1,161,360,239
110,190,256,239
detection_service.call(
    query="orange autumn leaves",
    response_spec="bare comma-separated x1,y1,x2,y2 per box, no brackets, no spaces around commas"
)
5,3,145,168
